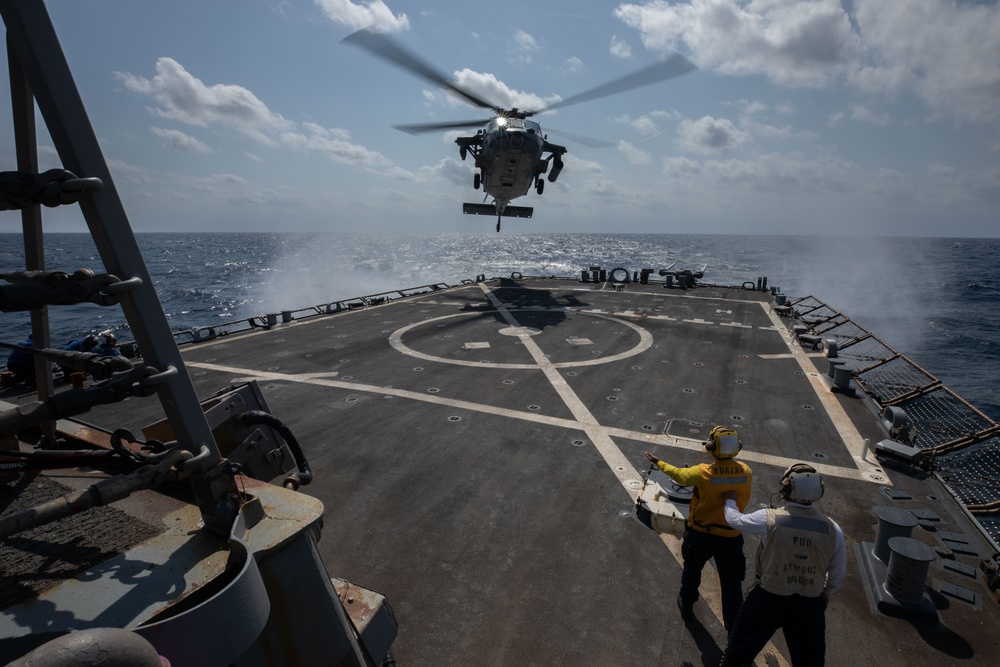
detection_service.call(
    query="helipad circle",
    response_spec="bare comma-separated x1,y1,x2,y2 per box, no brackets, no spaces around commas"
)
499,326,541,337
388,310,652,369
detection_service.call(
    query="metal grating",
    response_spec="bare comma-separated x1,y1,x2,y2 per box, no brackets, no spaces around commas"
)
781,293,1000,546
855,356,938,404
839,335,899,367
937,437,1000,545
895,387,995,450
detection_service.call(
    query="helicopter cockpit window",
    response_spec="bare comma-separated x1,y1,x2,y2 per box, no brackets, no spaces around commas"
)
525,120,541,134
494,117,526,130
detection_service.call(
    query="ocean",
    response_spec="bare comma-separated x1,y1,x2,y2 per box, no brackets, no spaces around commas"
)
2,232,998,419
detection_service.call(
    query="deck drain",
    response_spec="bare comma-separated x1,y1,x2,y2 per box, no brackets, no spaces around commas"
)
448,416,462,422
527,405,540,411
795,370,804,375
613,388,622,392
631,366,642,370
571,439,586,447
195,371,206,376
642,425,655,431
801,404,815,410
683,388,695,393
702,340,712,344
693,362,704,367
427,387,440,394
277,351,289,356
341,376,353,381
444,334,453,338
565,372,578,377
731,415,745,421
413,367,424,372
340,359,351,364
735,379,747,384
607,396,619,401
503,379,515,385
436,323,446,328
811,452,829,460
739,354,749,359
265,385,278,390
592,350,602,354
345,396,359,403
267,366,280,371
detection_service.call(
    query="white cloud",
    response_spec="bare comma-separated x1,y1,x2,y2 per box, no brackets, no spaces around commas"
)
118,58,389,170
450,69,557,111
279,125,389,168
677,116,750,154
115,58,292,145
851,0,1000,124
617,110,680,136
615,0,859,86
514,30,539,52
586,179,626,198
150,126,212,153
314,0,409,33
563,57,584,74
613,0,1000,125
618,140,652,165
511,30,541,65
848,103,890,126
610,35,633,59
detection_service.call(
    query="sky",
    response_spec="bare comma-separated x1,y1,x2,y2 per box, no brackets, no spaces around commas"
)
0,0,998,236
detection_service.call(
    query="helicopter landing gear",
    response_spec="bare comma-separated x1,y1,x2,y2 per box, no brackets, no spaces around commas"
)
535,177,544,195
474,173,481,190
496,215,501,233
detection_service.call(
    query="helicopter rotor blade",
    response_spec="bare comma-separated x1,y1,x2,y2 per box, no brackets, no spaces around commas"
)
342,29,500,112
526,53,696,116
543,128,616,149
393,120,489,135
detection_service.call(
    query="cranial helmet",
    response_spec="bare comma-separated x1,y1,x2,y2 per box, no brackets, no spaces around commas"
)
705,425,742,459
779,463,824,503
83,335,99,349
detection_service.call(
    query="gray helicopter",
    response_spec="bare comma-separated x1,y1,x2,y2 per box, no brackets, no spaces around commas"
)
343,29,694,232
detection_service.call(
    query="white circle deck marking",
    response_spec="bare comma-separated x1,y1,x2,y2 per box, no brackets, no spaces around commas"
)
388,310,653,369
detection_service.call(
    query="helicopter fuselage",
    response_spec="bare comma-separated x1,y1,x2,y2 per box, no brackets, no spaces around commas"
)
457,116,566,214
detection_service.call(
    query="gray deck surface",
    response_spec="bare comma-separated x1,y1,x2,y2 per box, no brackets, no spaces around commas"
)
19,277,1000,666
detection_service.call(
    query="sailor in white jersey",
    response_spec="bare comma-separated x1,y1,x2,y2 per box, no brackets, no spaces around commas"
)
720,463,847,667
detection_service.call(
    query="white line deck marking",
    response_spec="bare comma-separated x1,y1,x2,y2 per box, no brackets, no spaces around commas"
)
759,303,885,480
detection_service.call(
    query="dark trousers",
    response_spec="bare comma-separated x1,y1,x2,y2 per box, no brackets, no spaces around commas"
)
679,528,746,629
723,585,828,667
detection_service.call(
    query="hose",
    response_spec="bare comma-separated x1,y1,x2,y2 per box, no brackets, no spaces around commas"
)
235,410,313,489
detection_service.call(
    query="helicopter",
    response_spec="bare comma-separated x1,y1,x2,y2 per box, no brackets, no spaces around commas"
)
342,29,695,232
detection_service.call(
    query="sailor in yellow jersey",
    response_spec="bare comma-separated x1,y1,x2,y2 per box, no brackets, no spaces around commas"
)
720,463,846,667
644,426,752,630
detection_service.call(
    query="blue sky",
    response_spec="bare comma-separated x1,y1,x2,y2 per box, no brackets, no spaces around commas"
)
1,0,998,236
